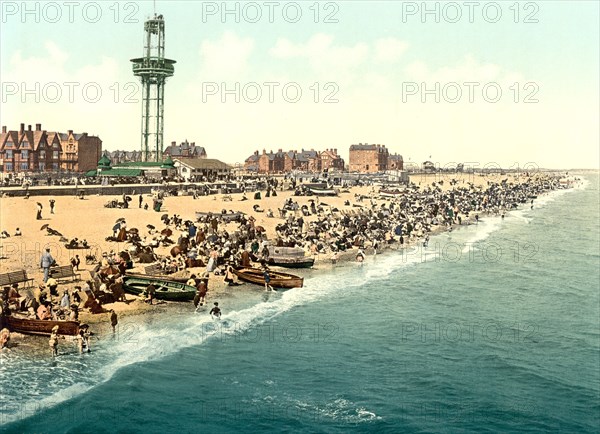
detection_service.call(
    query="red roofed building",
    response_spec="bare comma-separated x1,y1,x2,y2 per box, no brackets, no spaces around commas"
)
0,123,102,174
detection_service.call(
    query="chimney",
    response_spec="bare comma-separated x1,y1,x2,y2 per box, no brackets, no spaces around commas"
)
2,126,6,134
278,148,282,153
262,149,266,154
191,142,195,147
28,124,32,131
35,123,42,131
20,123,25,132
68,129,73,135
172,141,176,146
334,148,337,154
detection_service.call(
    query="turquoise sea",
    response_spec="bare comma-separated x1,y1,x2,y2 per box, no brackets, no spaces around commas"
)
1,174,598,433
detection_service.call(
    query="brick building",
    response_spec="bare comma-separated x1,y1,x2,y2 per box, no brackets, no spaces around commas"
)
319,148,345,171
348,143,389,173
388,153,404,170
0,123,102,174
244,148,343,174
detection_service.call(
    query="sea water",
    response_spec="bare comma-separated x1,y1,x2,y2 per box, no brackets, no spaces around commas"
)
1,175,598,433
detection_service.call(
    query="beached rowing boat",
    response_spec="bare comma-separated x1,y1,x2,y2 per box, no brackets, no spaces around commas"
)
122,276,196,301
308,187,337,196
232,267,304,289
266,246,315,269
1,314,80,336
379,189,403,198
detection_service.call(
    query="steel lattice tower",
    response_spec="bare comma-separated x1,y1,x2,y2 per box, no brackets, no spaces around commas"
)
131,14,176,162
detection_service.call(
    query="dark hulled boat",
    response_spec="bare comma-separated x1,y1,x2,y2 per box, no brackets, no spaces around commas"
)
232,267,303,289
267,256,315,268
122,276,196,301
1,314,80,336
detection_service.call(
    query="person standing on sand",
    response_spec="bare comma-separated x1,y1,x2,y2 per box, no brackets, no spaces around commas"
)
195,279,208,308
36,202,43,220
40,248,54,282
49,199,55,214
110,310,118,334
139,194,143,208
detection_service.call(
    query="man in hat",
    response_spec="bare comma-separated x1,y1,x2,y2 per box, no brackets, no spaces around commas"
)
40,248,54,282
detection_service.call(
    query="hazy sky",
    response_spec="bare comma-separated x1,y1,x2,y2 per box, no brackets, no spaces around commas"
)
2,1,598,168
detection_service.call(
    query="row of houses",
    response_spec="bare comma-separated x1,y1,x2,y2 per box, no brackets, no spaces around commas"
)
244,144,404,174
1,123,405,176
0,123,102,174
244,148,345,173
108,140,207,164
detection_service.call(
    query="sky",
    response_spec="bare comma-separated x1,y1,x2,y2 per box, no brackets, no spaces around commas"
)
1,0,598,169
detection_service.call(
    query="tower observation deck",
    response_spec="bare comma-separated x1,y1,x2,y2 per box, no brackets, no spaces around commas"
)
131,14,176,162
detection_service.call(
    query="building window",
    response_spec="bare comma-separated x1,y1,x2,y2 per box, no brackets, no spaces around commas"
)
52,163,59,170
39,162,45,171
40,150,46,159
5,163,13,171
22,141,29,148
5,141,12,147
21,150,29,159
53,151,59,159
20,162,28,170
6,150,13,159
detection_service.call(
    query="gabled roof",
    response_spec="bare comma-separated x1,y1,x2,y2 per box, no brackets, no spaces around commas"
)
245,154,259,163
164,142,207,157
0,131,19,150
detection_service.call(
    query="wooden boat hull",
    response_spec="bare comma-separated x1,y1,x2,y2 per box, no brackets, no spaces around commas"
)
267,257,315,268
1,315,80,336
232,267,303,289
125,272,189,283
308,187,337,196
122,276,196,301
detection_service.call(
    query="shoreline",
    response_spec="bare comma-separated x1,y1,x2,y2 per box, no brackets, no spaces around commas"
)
0,172,580,355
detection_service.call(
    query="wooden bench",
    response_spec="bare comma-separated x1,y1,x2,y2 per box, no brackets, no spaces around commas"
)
49,265,81,282
0,270,34,288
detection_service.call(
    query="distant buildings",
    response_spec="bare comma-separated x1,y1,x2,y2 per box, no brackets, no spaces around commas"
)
0,123,102,174
163,140,207,159
108,140,207,165
244,148,344,174
349,143,387,173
